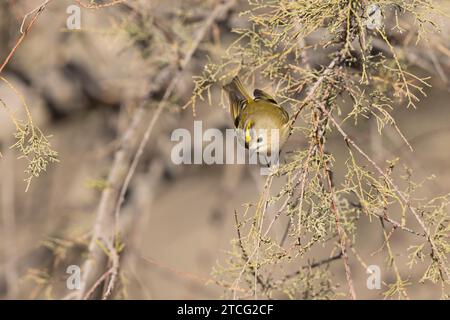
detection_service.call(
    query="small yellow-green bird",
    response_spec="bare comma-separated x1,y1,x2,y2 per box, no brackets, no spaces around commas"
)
224,76,290,155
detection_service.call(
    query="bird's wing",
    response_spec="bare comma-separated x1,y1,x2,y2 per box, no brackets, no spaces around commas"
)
253,88,277,104
223,76,251,127
254,88,289,122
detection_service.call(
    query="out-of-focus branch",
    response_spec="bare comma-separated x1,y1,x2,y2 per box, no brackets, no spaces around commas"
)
76,0,236,300
113,0,237,229
75,107,145,299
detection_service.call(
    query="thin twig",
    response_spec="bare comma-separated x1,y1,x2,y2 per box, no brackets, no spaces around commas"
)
0,0,53,74
320,105,450,281
113,0,237,235
102,241,120,300
231,174,273,299
319,130,356,300
74,0,127,9
83,268,114,300
280,251,343,282
77,0,236,300
288,57,340,131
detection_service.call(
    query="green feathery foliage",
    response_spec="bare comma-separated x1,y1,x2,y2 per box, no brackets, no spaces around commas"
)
1,76,58,192
191,0,450,299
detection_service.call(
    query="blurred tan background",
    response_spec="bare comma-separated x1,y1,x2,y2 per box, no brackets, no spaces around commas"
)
0,0,449,299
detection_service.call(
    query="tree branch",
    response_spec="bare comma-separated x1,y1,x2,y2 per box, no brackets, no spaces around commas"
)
320,104,450,281
76,0,237,299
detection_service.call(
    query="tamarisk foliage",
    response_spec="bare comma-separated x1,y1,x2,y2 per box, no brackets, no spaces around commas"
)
0,77,58,192
190,0,450,299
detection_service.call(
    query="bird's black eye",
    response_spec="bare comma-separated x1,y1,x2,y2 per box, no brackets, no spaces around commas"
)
257,137,263,143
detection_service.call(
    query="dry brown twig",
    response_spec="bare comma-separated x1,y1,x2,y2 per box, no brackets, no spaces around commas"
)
0,0,54,74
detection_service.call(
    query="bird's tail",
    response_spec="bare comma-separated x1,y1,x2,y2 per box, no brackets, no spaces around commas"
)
223,76,251,126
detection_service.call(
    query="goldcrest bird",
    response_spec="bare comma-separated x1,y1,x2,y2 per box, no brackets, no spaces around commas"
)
224,76,290,156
